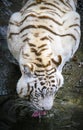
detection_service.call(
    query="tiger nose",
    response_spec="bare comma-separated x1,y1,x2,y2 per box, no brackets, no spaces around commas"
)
40,96,54,110
43,104,53,110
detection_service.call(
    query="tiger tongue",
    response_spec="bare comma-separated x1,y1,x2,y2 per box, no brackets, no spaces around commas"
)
32,111,47,117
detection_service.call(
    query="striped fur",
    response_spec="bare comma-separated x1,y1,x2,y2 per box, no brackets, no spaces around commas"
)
7,0,80,111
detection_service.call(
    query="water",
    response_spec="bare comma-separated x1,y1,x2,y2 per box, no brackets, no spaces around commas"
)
0,0,83,130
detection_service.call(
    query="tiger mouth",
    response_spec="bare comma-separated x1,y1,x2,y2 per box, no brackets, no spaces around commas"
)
32,110,47,117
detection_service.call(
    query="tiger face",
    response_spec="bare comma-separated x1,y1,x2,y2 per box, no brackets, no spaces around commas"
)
17,66,63,112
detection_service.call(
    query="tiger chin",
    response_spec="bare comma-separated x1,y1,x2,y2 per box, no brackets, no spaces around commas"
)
7,0,80,117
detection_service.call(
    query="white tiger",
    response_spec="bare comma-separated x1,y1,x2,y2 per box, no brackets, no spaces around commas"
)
7,0,80,117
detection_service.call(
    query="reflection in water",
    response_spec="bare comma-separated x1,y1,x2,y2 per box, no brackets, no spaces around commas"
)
0,95,83,130
0,0,83,130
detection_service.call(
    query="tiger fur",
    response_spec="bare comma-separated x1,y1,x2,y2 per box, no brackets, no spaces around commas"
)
7,0,80,112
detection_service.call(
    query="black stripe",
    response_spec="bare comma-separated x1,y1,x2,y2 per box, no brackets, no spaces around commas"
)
9,22,77,41
57,0,69,8
51,55,62,66
54,0,71,11
10,13,62,28
21,13,37,25
39,15,62,26
38,25,77,41
38,88,42,93
38,44,47,49
39,48,48,53
59,0,73,10
51,80,55,83
34,82,37,88
40,6,52,10
35,93,41,97
49,76,54,79
23,38,29,42
29,43,36,47
34,63,43,68
47,10,61,17
31,47,48,57
20,25,37,33
27,3,37,8
43,2,66,13
18,88,23,95
36,0,42,3
27,83,30,93
21,33,27,38
31,48,41,56
40,82,45,86
30,87,34,95
40,36,50,41
74,29,80,35
75,17,79,20
40,6,61,17
53,0,59,5
34,61,51,68
23,54,29,58
8,24,77,41
36,58,42,62
8,10,62,39
68,24,80,28
20,25,76,41
9,22,22,26
36,70,44,73
21,2,37,15
10,15,34,27
48,35,53,41
66,1,73,10
8,32,19,39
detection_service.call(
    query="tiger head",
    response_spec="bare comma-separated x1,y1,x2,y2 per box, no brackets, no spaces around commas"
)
16,65,64,115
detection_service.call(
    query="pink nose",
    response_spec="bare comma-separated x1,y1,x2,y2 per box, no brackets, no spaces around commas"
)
39,96,54,110
43,104,53,110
